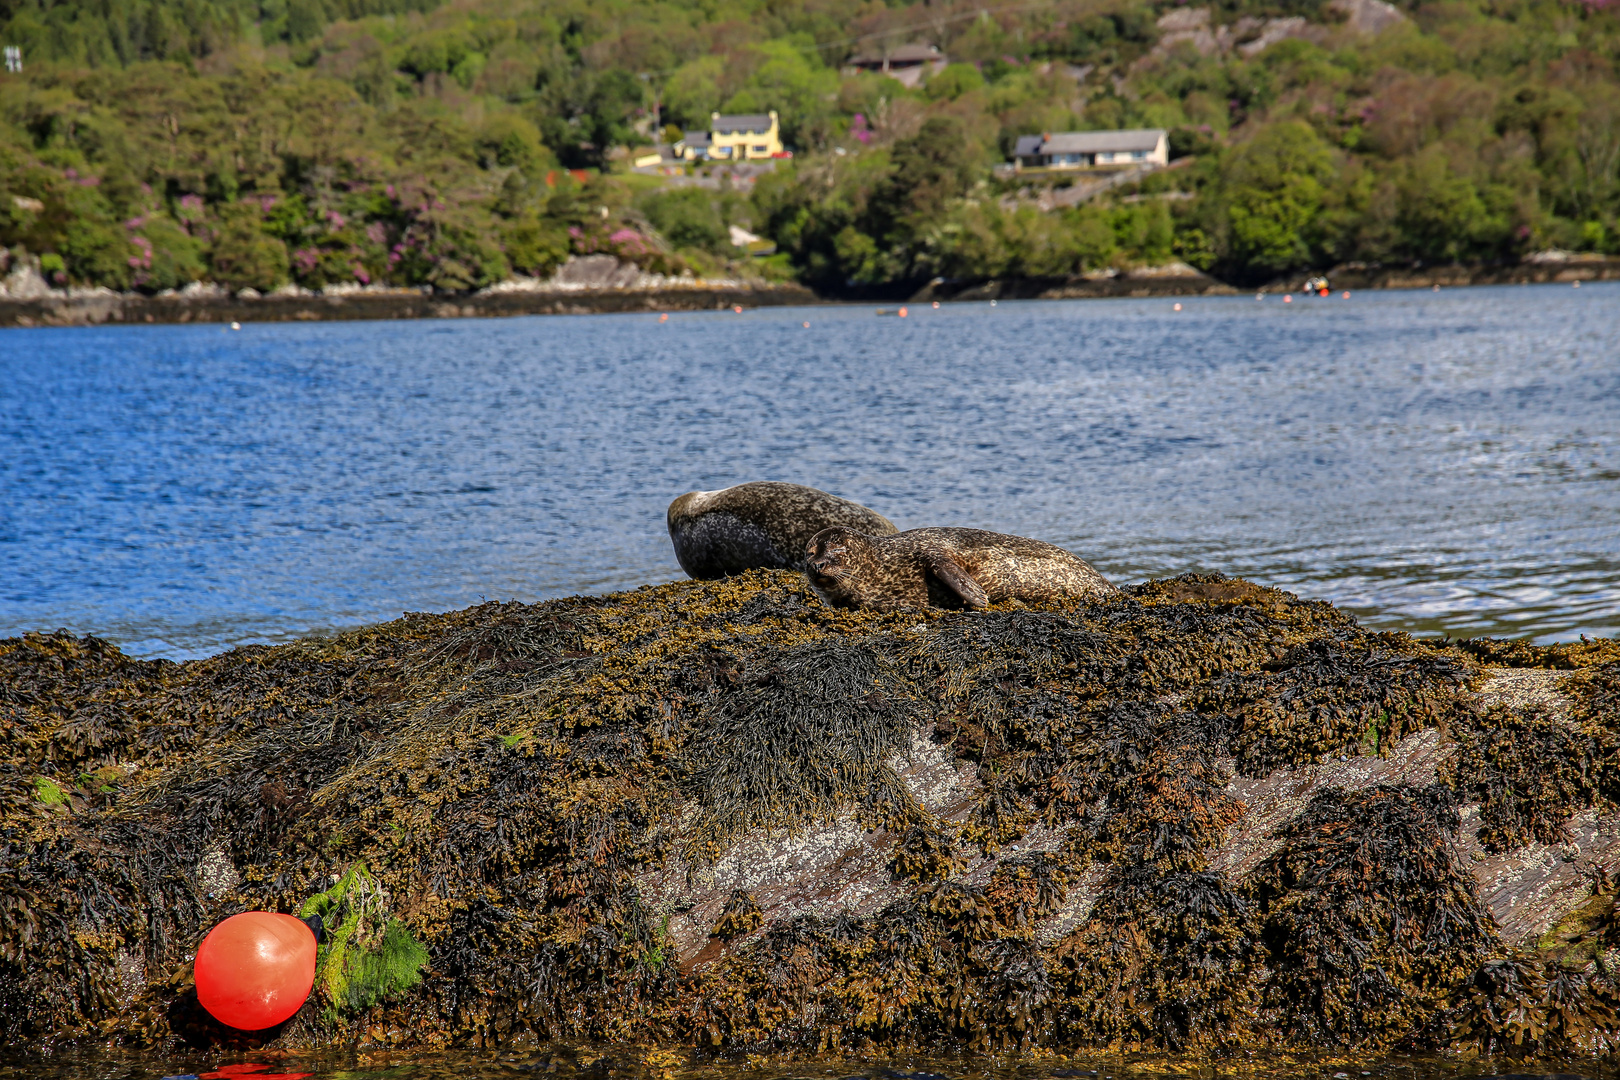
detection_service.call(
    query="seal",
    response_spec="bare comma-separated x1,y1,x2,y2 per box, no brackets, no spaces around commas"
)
803,526,1118,610
668,482,898,580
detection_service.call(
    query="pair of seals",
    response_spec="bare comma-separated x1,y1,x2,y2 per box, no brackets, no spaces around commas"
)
804,526,1119,611
667,481,897,579
667,481,1117,610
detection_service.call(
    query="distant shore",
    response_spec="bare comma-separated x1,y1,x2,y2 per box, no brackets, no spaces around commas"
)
918,254,1620,302
2,256,1615,328
0,281,821,329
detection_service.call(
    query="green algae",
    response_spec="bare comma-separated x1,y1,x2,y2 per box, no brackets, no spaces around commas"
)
299,862,428,1021
31,777,67,808
0,572,1616,1058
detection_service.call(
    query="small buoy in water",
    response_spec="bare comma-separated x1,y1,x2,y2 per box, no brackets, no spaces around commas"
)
1342,291,1350,299
1283,294,1293,303
802,321,809,328
230,322,241,330
1573,280,1581,288
1255,292,1264,300
1319,287,1329,296
194,912,316,1031
990,300,997,306
1433,284,1440,291
1173,302,1182,311
932,301,940,309
898,306,908,317
733,305,743,313
658,313,668,322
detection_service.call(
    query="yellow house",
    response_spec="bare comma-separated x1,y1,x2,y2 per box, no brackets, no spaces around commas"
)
706,111,783,161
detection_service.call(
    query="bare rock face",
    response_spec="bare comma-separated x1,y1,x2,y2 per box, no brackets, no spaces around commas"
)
1,574,1616,1056
1148,0,1403,66
0,261,54,300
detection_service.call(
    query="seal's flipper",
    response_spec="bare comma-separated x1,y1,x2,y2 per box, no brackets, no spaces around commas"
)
927,555,990,610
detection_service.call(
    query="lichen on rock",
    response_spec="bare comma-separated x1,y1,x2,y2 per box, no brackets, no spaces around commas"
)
0,571,1616,1056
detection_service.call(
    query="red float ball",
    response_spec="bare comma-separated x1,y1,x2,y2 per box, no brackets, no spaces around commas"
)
194,912,317,1030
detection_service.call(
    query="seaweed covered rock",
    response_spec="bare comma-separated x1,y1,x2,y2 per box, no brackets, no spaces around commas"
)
1,573,1617,1055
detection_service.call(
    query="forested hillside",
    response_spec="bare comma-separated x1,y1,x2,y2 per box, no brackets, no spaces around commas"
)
1,0,1616,294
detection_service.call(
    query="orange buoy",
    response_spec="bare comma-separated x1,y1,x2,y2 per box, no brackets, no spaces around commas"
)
194,912,317,1030
898,306,908,317
1284,294,1293,303
198,1064,313,1079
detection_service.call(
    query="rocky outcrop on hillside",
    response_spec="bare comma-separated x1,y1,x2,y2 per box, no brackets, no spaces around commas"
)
1148,0,1404,62
1,574,1616,1055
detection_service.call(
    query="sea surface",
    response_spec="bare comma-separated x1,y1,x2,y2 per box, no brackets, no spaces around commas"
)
2,283,1618,660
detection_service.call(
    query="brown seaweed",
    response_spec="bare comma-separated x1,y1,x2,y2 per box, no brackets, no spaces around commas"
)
0,571,1616,1058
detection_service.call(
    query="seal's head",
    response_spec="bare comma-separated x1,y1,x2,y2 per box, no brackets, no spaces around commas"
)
803,526,879,608
666,490,708,530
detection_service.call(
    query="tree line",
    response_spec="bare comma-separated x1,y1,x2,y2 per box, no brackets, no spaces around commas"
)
1,0,1616,295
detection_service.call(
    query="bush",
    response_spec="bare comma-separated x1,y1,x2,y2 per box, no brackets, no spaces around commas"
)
637,188,728,254
127,215,205,292
501,214,570,277
210,211,290,291
475,114,550,172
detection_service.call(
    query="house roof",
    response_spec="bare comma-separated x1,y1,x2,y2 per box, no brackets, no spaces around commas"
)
684,131,713,147
712,114,774,133
850,43,942,66
1018,128,1167,155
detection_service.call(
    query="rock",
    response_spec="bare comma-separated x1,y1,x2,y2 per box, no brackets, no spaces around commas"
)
1124,260,1208,279
1237,16,1311,56
552,253,648,289
1148,0,1403,66
0,262,54,300
1329,0,1406,35
0,575,1616,1054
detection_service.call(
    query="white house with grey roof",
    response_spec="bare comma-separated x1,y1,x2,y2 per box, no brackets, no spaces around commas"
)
1012,129,1169,171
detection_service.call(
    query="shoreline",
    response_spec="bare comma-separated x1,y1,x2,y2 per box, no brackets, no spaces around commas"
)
0,282,821,328
916,255,1620,302
2,257,1616,328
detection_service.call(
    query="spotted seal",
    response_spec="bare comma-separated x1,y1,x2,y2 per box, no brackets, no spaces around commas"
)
803,526,1118,610
667,482,898,580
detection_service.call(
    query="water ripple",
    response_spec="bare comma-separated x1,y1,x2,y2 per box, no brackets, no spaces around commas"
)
2,282,1616,658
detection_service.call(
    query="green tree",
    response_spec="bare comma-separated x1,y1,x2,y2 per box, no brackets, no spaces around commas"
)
128,215,205,291
636,188,727,254
924,63,986,102
209,211,290,291
1395,149,1507,262
1219,120,1335,278
868,116,984,250
474,114,549,172
500,214,570,277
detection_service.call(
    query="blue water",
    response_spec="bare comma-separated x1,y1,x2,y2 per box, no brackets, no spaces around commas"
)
3,283,1618,660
